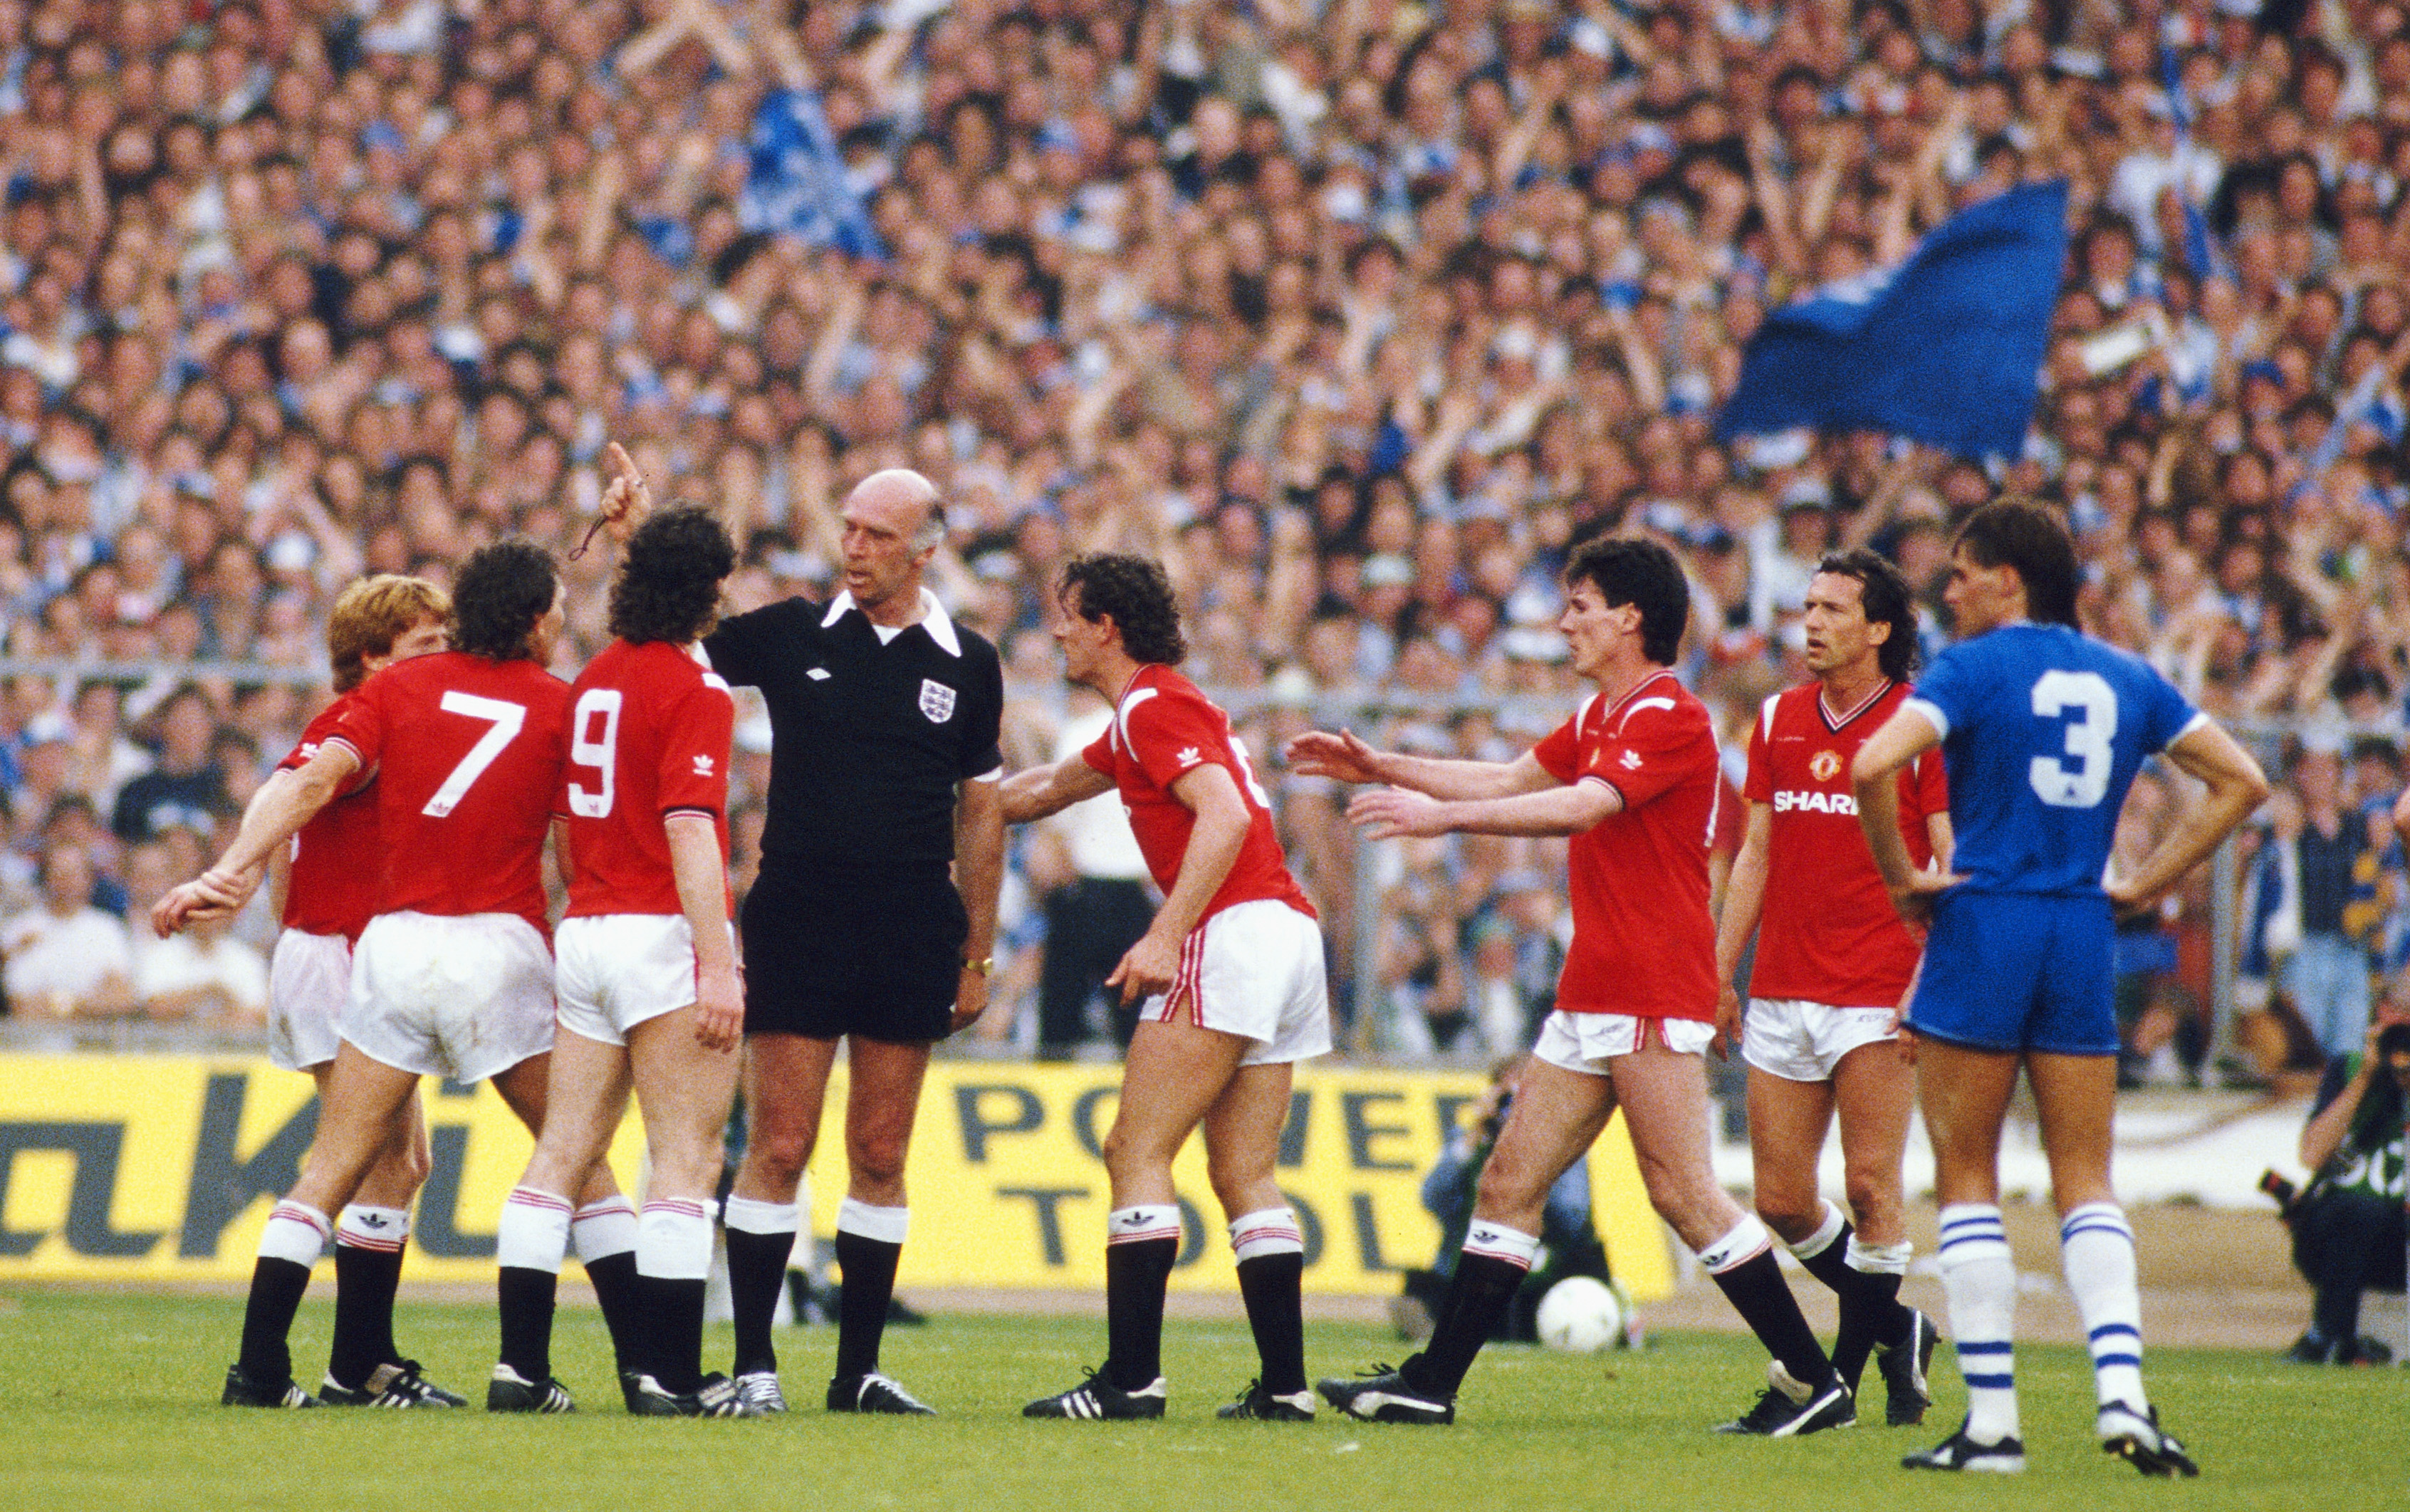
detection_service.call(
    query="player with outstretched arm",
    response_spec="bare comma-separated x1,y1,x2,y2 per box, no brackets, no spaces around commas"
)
1003,553,1330,1422
1850,498,2266,1476
159,541,635,1412
1293,535,1852,1434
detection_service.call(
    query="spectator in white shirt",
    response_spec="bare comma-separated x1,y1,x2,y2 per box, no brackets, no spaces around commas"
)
1,843,136,1018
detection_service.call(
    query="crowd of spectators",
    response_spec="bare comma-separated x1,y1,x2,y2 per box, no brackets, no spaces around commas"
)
4,0,2410,1063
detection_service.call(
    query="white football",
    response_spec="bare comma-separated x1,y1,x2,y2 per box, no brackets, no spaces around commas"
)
1536,1275,1622,1353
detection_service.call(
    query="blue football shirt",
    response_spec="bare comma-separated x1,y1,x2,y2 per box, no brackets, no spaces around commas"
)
1903,622,2203,897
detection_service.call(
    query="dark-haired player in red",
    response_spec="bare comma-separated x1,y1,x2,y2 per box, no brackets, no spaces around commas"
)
159,541,632,1411
1293,535,1848,1434
1715,549,1953,1429
489,452,756,1418
1004,553,1330,1423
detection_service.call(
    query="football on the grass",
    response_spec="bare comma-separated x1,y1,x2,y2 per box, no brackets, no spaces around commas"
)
1536,1275,1622,1353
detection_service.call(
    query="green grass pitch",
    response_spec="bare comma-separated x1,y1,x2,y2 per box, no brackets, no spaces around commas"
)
0,1288,2389,1511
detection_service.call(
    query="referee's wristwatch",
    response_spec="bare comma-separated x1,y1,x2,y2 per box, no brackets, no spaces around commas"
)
962,955,995,976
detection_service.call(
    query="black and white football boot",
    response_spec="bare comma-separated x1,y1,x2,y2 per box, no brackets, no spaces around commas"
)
1023,1365,1167,1420
1315,1361,1456,1425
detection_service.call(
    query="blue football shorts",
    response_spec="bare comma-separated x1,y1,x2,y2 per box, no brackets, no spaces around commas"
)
1906,888,2119,1056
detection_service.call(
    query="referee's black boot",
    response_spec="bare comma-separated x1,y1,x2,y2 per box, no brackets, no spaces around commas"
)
1023,1365,1167,1420
222,1362,320,1409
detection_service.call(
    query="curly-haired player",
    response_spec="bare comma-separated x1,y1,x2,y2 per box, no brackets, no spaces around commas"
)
489,459,760,1418
159,538,634,1412
1004,553,1330,1422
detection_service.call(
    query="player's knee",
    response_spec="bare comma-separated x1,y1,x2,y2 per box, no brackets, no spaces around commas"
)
1754,1189,1820,1240
744,1125,813,1187
1842,1165,1894,1224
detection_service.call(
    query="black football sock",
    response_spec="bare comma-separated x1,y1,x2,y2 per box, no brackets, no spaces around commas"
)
833,1223,905,1381
1411,1249,1529,1395
1104,1204,1182,1391
1234,1251,1309,1395
641,1274,709,1394
570,1198,642,1376
238,1258,315,1384
1711,1248,1836,1391
496,1266,558,1382
328,1241,406,1387
1791,1212,1878,1389
723,1197,799,1377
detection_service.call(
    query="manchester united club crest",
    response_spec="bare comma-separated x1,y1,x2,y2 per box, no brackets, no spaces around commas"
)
919,678,956,724
1809,749,1842,782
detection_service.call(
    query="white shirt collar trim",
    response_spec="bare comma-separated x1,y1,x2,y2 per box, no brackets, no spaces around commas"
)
820,588,961,657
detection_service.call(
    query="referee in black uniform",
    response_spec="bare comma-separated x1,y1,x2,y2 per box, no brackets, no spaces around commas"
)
605,466,1003,1417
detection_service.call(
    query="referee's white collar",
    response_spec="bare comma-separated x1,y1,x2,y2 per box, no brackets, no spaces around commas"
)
821,587,961,657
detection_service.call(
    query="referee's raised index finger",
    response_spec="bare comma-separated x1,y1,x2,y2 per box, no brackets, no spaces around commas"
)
607,439,639,482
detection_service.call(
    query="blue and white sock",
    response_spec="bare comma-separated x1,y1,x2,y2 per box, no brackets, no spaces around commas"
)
1937,1202,2018,1444
2059,1201,2146,1409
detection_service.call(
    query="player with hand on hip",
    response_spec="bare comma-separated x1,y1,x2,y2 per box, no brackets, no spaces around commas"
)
1715,548,1949,1427
1851,498,2265,1476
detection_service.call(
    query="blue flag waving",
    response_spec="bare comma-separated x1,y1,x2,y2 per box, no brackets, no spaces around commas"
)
1716,181,2068,458
740,88,887,261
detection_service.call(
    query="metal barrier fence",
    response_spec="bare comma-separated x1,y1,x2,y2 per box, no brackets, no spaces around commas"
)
1,655,2385,1075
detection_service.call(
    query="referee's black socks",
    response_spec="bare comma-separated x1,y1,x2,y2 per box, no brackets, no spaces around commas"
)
723,1196,799,1377
832,1199,911,1382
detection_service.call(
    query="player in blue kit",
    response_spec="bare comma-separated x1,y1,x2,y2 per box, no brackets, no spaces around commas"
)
1849,499,2266,1479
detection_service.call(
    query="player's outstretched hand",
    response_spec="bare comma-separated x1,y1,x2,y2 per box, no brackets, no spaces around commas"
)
1285,728,1388,785
1105,929,1181,1006
1347,786,1449,840
692,960,744,1051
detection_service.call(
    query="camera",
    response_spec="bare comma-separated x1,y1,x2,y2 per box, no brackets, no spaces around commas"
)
2259,1168,2300,1222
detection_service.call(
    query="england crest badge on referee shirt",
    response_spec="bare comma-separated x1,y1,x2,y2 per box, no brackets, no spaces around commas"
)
919,678,956,723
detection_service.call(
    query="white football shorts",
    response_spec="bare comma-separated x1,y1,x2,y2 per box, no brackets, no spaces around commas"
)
1743,997,1899,1082
555,914,724,1048
345,911,557,1083
1533,1008,1717,1075
267,928,350,1072
1142,898,1332,1066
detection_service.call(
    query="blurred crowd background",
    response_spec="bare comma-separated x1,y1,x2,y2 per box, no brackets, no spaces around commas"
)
3,0,2409,1079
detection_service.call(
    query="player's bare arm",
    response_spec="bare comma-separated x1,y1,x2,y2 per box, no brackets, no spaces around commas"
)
951,774,1005,1033
2103,719,2268,913
2394,785,2410,853
663,813,744,1051
1288,730,1560,802
1711,801,1775,1058
1105,761,1249,1006
998,754,1115,823
157,741,361,934
1348,768,1621,840
1850,704,1957,922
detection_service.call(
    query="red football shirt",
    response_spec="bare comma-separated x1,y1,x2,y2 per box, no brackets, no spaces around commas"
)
561,639,736,919
324,650,573,933
1743,678,1947,1006
277,693,380,942
1530,669,1720,1021
1080,663,1315,924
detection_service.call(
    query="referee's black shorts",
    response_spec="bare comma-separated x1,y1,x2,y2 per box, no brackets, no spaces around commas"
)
739,864,967,1043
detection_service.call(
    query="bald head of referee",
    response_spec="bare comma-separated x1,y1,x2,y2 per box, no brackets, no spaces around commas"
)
840,469,944,620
